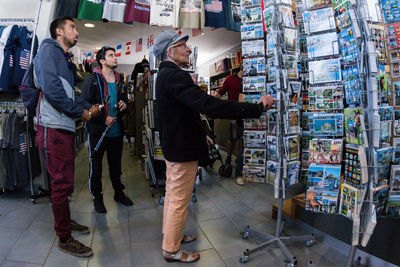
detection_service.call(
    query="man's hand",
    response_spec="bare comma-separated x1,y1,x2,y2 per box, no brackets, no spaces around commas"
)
117,100,127,112
80,110,91,122
257,95,276,111
105,116,116,127
89,104,101,117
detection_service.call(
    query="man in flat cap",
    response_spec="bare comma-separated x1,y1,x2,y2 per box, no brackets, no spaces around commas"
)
153,30,275,263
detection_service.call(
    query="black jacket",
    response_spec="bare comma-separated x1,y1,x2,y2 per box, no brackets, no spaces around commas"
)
156,61,264,162
80,68,128,136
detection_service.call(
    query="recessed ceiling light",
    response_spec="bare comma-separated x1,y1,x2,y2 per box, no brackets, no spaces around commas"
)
84,23,95,28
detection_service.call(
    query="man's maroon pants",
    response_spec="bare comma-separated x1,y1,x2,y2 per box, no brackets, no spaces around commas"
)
37,125,75,239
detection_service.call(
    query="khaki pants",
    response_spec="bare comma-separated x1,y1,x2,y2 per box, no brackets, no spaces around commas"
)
162,160,198,252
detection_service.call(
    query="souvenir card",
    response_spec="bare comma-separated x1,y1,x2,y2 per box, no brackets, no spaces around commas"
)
266,32,277,56
267,109,279,135
370,25,387,63
284,28,298,52
393,138,400,164
244,112,267,130
306,187,339,213
284,135,300,161
309,113,344,136
307,32,339,59
267,136,279,161
377,72,391,105
308,85,344,110
394,81,400,107
244,93,263,104
303,0,332,9
280,6,295,28
309,139,343,164
244,57,265,75
242,7,262,23
378,106,393,144
264,0,291,8
301,112,315,132
244,148,267,165
266,160,278,184
244,130,267,148
308,58,341,84
268,66,278,82
243,165,266,183
266,82,277,100
339,183,361,220
242,39,265,57
342,66,363,106
391,165,400,195
308,164,341,190
283,54,299,79
374,185,389,216
344,108,363,145
287,161,300,186
338,26,361,65
263,6,275,32
267,54,279,67
392,62,400,78
332,0,351,15
390,50,400,63
243,76,266,93
241,23,264,40
375,147,394,185
394,110,400,136
303,7,336,34
386,23,400,50
286,109,300,134
336,9,357,30
288,81,302,108
387,195,400,217
241,0,261,8
344,148,361,185
381,0,400,23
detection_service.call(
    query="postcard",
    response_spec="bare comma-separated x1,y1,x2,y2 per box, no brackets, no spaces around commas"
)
244,57,265,75
267,136,278,161
303,7,336,34
244,130,267,148
241,23,264,40
308,85,344,110
244,148,267,165
344,108,363,145
242,6,263,23
307,32,339,59
266,160,278,184
309,139,343,164
243,165,266,183
309,58,341,84
242,39,265,58
244,112,267,130
243,76,266,93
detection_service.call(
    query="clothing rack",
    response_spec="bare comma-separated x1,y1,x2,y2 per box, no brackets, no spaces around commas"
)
0,0,45,204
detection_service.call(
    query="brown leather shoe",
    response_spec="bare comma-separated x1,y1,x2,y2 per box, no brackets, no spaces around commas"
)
58,237,93,257
70,220,90,234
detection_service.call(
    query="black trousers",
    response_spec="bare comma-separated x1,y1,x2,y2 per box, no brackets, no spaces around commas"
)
88,134,125,198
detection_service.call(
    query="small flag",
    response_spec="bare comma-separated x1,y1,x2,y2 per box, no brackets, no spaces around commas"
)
136,38,142,52
125,41,132,55
116,44,122,57
87,52,91,63
192,29,203,37
94,51,98,62
147,35,154,48
174,28,183,35
19,49,30,69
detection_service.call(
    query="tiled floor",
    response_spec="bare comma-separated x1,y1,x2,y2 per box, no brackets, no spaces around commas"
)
0,144,347,267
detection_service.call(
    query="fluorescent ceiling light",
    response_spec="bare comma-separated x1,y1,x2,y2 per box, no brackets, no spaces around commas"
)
96,47,101,50
84,23,95,28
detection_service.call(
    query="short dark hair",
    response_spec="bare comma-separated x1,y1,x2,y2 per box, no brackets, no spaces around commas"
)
50,17,74,39
96,46,116,69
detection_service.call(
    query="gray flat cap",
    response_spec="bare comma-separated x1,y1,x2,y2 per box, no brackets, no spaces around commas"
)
153,30,189,60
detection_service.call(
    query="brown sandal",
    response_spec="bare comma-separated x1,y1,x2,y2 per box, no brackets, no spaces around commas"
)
163,249,200,263
181,234,197,243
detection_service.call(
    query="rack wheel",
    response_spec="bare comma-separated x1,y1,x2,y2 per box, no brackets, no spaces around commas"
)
241,231,249,239
305,240,314,247
192,194,197,203
239,253,248,263
158,197,164,205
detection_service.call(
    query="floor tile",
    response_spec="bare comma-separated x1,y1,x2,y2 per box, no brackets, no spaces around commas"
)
129,208,163,243
0,260,42,267
0,226,23,249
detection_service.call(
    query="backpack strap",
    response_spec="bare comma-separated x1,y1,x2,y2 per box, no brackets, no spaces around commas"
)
95,73,103,101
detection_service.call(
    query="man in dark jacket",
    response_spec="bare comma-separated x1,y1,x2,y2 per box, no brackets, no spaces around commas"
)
34,17,100,257
153,30,275,263
81,46,133,214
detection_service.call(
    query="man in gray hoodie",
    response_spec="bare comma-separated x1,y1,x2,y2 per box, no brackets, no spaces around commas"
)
34,17,100,257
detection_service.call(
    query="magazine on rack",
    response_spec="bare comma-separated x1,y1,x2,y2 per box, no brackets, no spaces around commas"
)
370,25,387,63
286,160,300,186
267,109,279,135
243,165,266,183
244,112,267,129
266,161,278,184
244,130,266,148
241,0,261,8
309,139,343,164
303,0,332,9
342,67,363,106
263,6,275,32
378,106,393,144
286,109,300,134
381,0,400,22
344,147,361,185
339,183,362,220
242,6,262,23
344,108,363,146
374,147,394,185
244,148,267,165
283,54,299,79
284,135,300,161
280,5,295,28
303,7,336,34
308,85,344,110
243,57,265,75
267,136,278,161
284,28,298,52
307,32,339,59
309,113,344,136
242,39,265,57
394,110,400,136
308,58,341,84
243,76,266,93
386,23,400,49
288,81,301,108
241,23,264,40
393,138,400,163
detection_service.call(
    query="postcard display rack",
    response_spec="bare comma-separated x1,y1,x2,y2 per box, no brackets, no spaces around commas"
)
239,0,316,265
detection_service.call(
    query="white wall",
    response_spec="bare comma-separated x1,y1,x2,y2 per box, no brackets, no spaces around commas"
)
0,0,57,43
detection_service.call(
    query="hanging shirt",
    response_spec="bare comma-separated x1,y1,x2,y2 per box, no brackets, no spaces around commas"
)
0,25,16,81
56,0,80,18
102,0,127,22
204,0,226,28
107,82,121,137
77,0,104,21
124,0,150,24
149,0,180,27
225,0,241,32
179,0,205,29
0,25,18,91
